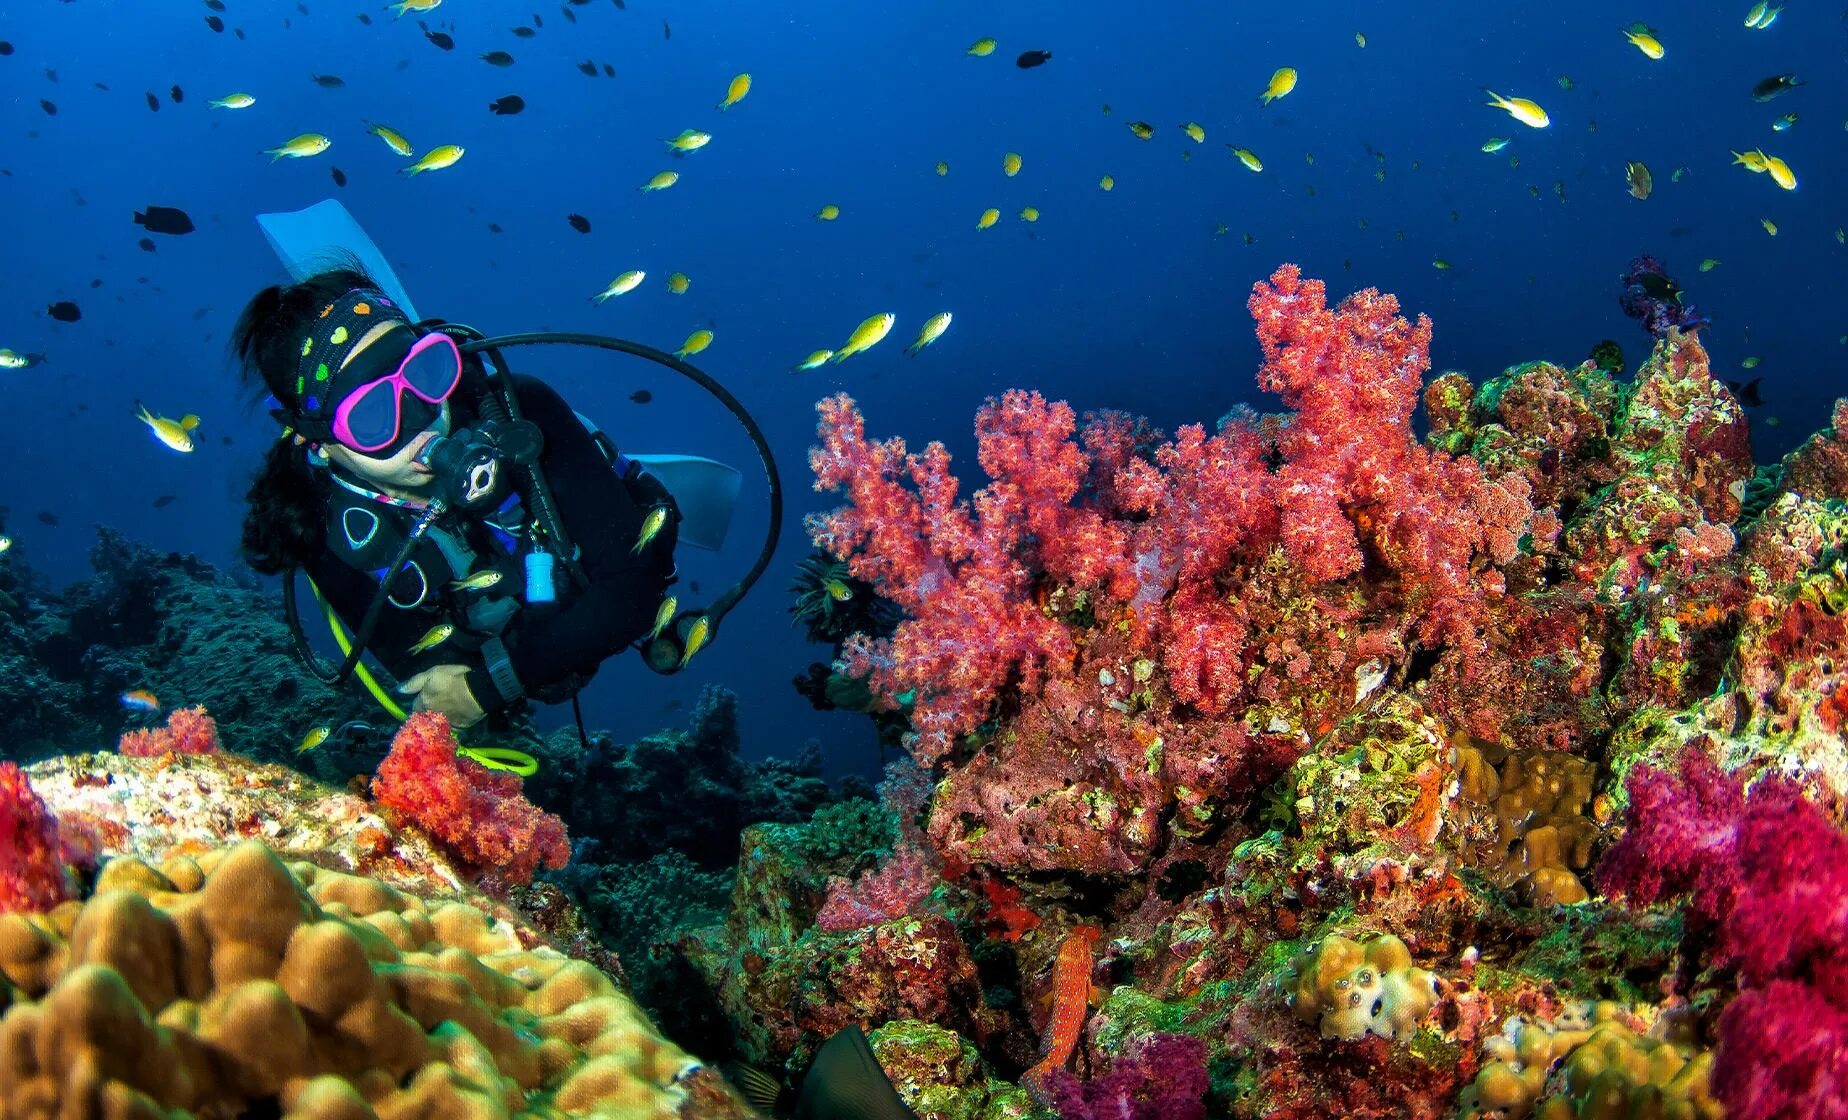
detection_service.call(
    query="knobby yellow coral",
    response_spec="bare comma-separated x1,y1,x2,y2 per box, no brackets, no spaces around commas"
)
1283,932,1441,1041
0,840,725,1119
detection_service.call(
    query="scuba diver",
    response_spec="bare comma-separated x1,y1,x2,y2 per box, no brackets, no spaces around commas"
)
234,200,779,751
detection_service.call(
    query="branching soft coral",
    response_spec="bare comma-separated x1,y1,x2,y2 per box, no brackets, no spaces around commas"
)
0,762,71,914
371,711,570,889
117,705,221,757
1042,1032,1211,1120
1598,747,1848,1119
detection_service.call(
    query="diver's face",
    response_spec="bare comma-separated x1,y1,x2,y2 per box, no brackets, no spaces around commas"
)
323,319,450,492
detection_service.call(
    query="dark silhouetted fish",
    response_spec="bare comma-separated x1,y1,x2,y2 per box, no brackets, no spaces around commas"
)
0,41,13,55
568,213,590,233
425,29,454,49
601,62,614,77
170,84,183,103
1727,377,1765,407
512,25,535,38
487,222,503,233
89,278,102,288
576,59,598,76
331,165,347,187
44,67,58,82
204,0,225,9
40,99,56,115
663,19,670,38
357,11,371,24
481,50,514,66
561,5,577,21
1016,49,1052,68
630,389,652,403
311,73,345,87
729,1026,919,1120
152,494,178,509
1751,73,1803,101
134,206,195,235
190,306,210,321
205,14,223,31
234,27,245,39
38,511,58,527
47,301,81,323
489,94,525,114
138,237,156,252
145,91,159,111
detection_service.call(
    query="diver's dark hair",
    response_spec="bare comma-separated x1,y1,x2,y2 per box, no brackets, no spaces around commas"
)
232,256,378,575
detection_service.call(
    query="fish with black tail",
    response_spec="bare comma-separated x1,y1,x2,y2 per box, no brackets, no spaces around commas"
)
424,29,454,49
1016,49,1052,68
489,94,524,114
47,300,81,323
728,1026,920,1120
134,206,195,235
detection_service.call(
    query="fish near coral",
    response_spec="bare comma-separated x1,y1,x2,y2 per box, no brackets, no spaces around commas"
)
1022,924,1105,1101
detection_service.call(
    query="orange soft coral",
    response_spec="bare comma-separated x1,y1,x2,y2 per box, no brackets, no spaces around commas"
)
117,705,221,757
370,711,570,889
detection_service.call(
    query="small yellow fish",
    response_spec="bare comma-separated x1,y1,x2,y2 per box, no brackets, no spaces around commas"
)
833,312,896,362
209,92,256,109
1762,218,1778,236
120,689,160,713
976,207,1000,229
1260,67,1297,105
264,133,332,161
1432,258,1452,270
1745,0,1769,25
1732,149,1770,173
633,505,669,554
366,122,414,157
1305,152,1316,165
675,329,714,358
717,72,751,111
824,579,853,602
967,38,997,57
1625,161,1653,200
408,622,454,654
135,400,199,453
1484,89,1549,129
592,271,646,303
1623,23,1664,59
402,145,464,175
1741,356,1761,369
295,725,331,754
1127,121,1155,140
451,569,503,591
1003,151,1022,177
640,170,680,192
664,129,712,153
935,160,949,176
906,312,952,355
389,0,441,17
1229,147,1262,173
815,204,841,221
677,614,710,668
1098,175,1115,191
1699,258,1721,272
792,349,834,371
0,349,39,370
1671,166,1688,182
1763,154,1797,191
666,272,691,294
1019,206,1040,222
1481,137,1510,153
1772,113,1797,132
1180,122,1205,143
649,595,678,642
1355,32,1367,48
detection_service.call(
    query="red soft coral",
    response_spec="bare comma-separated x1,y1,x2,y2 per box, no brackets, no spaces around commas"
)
370,711,570,889
117,705,221,757
814,842,937,933
1599,747,1848,1120
0,762,73,914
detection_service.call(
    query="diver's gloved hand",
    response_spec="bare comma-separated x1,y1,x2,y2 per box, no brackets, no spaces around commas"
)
399,664,486,729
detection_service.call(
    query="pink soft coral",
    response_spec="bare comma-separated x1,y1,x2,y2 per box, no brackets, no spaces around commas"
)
117,705,221,757
371,711,570,889
814,842,937,932
0,762,73,914
1599,747,1848,1119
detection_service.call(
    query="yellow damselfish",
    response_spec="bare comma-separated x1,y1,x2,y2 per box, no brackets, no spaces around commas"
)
1484,89,1549,129
717,73,751,110
592,271,646,303
834,313,896,362
907,312,952,354
666,272,691,294
402,145,464,176
976,207,1000,229
633,505,669,553
366,122,413,157
815,204,840,221
264,133,331,161
1229,147,1263,173
1260,67,1297,105
1181,122,1205,143
639,170,680,192
1623,23,1664,60
675,329,714,358
135,401,199,453
1003,151,1022,177
967,38,997,57
792,349,834,371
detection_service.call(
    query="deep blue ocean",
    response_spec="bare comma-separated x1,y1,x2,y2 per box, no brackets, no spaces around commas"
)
2,1,1842,783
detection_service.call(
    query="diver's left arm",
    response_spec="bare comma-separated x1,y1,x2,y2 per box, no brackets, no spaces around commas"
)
465,375,676,708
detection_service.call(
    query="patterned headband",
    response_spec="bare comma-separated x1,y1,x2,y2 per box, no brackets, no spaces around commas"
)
291,288,406,417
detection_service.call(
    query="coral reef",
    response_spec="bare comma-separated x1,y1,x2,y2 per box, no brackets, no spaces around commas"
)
0,840,747,1118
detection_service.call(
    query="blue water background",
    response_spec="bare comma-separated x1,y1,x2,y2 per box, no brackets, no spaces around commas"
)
1,1,1842,781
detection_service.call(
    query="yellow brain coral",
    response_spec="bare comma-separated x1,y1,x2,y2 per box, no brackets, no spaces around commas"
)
1283,932,1441,1042
0,840,723,1119
1458,1001,1721,1120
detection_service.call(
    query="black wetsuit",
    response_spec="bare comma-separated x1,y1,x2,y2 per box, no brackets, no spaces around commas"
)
305,373,678,716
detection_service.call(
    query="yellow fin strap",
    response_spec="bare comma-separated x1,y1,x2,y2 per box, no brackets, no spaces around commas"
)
305,573,408,722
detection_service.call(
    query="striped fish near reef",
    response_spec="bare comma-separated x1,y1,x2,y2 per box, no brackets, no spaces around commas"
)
1021,924,1105,1101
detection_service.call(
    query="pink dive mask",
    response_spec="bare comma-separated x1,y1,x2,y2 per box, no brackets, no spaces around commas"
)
331,329,464,453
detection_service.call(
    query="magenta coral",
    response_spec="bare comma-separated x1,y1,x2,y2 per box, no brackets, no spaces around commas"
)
814,843,937,932
1042,1032,1211,1120
370,711,570,889
117,705,221,757
1599,747,1848,1119
0,762,72,914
